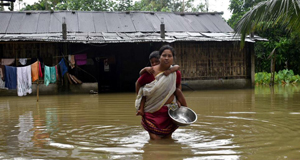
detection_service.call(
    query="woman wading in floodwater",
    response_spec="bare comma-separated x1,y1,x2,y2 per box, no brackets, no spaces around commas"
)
135,45,187,140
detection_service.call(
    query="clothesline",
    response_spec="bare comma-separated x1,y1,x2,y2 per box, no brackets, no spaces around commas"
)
1,54,87,68
2,58,69,96
2,59,63,68
1,54,95,98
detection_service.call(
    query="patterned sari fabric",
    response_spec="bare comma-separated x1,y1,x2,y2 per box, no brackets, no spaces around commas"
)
142,106,178,136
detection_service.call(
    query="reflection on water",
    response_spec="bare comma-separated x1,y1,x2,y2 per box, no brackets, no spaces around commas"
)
0,85,300,159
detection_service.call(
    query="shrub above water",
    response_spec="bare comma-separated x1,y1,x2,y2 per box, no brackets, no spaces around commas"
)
255,69,300,85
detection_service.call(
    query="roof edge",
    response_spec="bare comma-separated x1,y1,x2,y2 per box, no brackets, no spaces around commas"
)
0,10,224,15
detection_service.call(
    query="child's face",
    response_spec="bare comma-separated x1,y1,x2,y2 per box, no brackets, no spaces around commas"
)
150,58,160,66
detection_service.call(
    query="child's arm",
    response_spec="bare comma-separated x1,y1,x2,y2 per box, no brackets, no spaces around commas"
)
140,67,154,75
136,96,146,116
164,65,180,76
175,88,187,107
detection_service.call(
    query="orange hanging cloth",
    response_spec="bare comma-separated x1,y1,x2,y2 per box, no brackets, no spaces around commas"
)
31,61,39,82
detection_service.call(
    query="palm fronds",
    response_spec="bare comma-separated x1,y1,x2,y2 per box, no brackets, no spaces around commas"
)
235,0,300,48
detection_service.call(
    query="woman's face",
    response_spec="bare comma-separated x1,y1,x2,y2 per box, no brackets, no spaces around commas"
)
160,49,173,67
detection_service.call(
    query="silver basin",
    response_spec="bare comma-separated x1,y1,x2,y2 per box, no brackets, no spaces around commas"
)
168,106,197,126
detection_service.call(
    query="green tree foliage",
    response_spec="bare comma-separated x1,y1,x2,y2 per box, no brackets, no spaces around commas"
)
22,0,206,12
22,0,47,10
23,0,117,11
55,0,117,11
227,0,264,28
228,0,300,75
130,0,198,12
235,0,300,47
118,0,133,11
254,23,293,72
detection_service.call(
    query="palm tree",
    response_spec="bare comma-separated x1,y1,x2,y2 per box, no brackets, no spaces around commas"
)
235,0,300,48
235,0,300,85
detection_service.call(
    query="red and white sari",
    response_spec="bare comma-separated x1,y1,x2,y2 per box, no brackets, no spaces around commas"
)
136,70,181,136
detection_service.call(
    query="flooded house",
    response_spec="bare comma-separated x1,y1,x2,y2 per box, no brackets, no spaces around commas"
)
0,11,260,95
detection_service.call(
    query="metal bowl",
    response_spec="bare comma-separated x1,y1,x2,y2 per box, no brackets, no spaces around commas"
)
168,106,197,126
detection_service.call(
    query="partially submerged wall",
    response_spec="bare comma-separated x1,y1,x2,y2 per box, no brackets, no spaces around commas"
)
182,79,251,91
0,83,98,96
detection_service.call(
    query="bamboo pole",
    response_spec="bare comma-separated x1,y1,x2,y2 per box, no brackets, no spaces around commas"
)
37,60,39,102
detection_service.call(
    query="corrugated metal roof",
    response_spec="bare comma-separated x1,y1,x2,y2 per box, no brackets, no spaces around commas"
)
0,11,233,34
0,32,266,43
0,11,265,43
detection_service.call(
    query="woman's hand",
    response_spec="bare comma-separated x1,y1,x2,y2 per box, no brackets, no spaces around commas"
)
136,109,144,116
176,100,181,108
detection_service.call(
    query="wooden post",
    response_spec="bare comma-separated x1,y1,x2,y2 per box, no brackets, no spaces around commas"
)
62,17,67,40
37,60,39,102
270,53,276,86
160,18,165,39
0,0,3,11
10,1,13,11
250,43,255,87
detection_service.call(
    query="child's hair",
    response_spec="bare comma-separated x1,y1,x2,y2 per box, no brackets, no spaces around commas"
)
149,51,159,60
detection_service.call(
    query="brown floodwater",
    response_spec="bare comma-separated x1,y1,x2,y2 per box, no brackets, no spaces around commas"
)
1,85,300,160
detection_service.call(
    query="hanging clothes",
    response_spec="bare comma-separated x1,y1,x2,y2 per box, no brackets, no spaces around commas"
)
0,78,6,89
50,66,56,83
0,67,3,80
31,61,43,82
44,66,56,86
74,54,87,66
1,59,15,66
0,66,6,88
58,59,68,77
31,61,39,82
55,65,60,80
39,61,43,78
69,74,82,84
66,73,73,84
4,66,17,89
68,55,75,69
19,58,27,65
17,66,32,96
44,66,50,86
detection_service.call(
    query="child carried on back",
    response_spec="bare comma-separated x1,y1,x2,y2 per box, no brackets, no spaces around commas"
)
136,51,187,116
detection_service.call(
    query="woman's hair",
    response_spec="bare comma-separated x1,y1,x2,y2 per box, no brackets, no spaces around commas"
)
149,51,159,60
159,45,175,56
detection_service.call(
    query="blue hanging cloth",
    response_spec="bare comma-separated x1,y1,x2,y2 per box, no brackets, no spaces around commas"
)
5,66,17,89
58,58,68,77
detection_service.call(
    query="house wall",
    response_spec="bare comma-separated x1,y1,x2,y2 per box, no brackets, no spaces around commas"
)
0,41,254,95
173,41,253,90
173,41,251,80
1,42,62,67
0,42,100,95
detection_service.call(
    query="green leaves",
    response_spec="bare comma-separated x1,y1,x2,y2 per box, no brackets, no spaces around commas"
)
255,69,300,85
234,0,300,48
22,0,205,12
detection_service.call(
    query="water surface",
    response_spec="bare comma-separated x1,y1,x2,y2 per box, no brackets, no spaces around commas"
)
1,85,300,159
